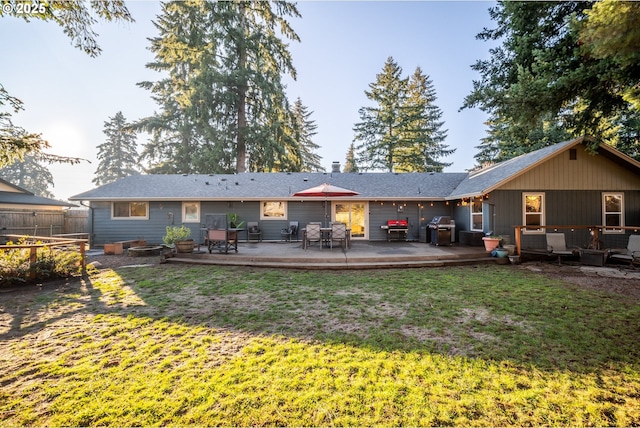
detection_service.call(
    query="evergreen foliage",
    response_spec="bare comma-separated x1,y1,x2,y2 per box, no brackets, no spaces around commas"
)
93,112,140,186
0,2,132,168
343,143,358,173
353,57,452,172
292,98,323,172
463,1,640,162
136,0,303,174
0,154,55,198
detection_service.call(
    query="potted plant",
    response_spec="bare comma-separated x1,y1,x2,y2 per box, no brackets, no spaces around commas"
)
482,235,501,252
163,225,194,253
227,213,245,229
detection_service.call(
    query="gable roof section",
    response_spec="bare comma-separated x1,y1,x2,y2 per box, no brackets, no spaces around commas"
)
449,137,585,199
70,172,469,201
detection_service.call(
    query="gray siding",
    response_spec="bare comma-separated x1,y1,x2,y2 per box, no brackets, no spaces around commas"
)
490,190,640,250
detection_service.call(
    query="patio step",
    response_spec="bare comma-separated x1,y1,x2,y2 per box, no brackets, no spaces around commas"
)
165,255,500,270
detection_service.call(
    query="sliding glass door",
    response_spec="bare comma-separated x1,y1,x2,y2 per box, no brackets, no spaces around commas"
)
334,202,367,239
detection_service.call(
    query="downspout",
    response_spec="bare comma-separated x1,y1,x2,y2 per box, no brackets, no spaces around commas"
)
80,200,94,249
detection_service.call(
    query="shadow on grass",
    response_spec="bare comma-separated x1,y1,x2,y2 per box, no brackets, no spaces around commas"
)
2,263,639,375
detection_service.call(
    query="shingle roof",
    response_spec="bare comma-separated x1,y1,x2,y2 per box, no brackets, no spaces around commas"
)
70,171,469,201
70,137,636,202
448,139,578,198
0,192,77,207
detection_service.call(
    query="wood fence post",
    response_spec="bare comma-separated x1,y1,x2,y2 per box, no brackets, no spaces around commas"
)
29,246,37,280
514,226,521,256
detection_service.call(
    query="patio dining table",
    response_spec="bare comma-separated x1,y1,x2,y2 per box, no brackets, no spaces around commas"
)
301,227,351,250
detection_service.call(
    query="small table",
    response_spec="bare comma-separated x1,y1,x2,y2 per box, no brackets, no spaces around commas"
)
580,249,608,266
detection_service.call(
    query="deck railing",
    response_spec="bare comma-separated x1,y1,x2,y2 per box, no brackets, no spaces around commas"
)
0,234,88,280
513,225,640,256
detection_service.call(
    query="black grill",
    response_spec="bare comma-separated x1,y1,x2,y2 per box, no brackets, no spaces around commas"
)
428,216,452,246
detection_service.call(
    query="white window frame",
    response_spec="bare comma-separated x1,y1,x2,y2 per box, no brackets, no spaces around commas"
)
522,192,545,234
111,201,149,220
470,197,483,231
260,201,287,220
602,192,624,234
182,202,200,223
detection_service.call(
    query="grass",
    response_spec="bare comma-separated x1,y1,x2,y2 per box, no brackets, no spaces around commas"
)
1,264,639,426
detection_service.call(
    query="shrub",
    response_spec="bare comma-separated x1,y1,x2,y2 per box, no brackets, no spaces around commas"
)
0,240,83,286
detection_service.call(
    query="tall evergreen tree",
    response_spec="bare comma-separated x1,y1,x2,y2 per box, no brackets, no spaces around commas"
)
93,112,140,186
354,57,452,172
462,1,640,160
343,143,358,173
137,0,300,174
0,154,54,198
397,67,453,172
291,98,323,172
353,57,411,172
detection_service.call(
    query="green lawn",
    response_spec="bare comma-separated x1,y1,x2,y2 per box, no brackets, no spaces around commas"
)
1,264,639,426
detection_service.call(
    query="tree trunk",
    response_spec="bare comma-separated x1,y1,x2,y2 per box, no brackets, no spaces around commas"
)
235,2,247,173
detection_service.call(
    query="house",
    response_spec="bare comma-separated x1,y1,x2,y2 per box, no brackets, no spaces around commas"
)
0,178,78,237
70,137,640,249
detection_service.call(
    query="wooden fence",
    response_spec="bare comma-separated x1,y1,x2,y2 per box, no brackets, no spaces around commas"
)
0,209,88,239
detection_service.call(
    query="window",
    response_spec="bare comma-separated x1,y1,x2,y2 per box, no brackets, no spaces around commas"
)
470,198,483,231
182,202,200,223
112,202,148,219
261,201,287,220
523,193,544,233
603,193,624,233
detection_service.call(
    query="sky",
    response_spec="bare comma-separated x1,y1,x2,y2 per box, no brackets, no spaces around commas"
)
1,0,497,202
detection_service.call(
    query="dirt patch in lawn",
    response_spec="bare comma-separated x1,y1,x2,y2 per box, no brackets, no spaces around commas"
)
517,261,640,300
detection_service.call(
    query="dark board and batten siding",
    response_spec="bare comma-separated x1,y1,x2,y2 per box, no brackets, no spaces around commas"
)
491,190,640,251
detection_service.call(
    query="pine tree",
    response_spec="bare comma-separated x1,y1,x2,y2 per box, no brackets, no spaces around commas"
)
292,98,323,172
343,143,358,173
0,154,54,198
136,0,300,174
398,67,453,172
93,112,140,186
353,57,410,172
354,57,452,172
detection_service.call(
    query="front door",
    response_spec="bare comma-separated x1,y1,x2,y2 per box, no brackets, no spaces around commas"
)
334,202,367,240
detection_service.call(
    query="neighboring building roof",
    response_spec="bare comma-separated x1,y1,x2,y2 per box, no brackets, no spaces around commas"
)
69,137,640,202
0,192,77,208
0,178,76,208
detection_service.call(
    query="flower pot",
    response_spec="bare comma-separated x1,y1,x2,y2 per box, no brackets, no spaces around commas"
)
174,240,194,253
482,237,501,252
494,248,509,258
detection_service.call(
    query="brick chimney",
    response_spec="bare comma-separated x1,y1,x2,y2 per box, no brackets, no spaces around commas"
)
332,161,341,173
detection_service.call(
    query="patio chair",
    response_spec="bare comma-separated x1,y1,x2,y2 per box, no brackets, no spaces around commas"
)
546,232,578,265
247,222,262,242
281,221,299,242
304,223,322,249
330,222,347,250
609,235,640,268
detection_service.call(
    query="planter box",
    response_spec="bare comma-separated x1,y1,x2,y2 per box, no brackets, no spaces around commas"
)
104,242,123,255
459,231,484,246
580,249,607,267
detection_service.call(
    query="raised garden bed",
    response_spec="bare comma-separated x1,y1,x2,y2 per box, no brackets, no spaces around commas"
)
127,246,163,257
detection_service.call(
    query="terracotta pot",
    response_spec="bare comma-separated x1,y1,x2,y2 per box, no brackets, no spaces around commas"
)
174,240,195,253
482,237,501,252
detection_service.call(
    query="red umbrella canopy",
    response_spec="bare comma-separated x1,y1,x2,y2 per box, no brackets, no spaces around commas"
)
292,183,359,197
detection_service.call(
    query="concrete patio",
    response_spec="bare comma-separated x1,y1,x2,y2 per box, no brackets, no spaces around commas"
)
164,241,501,270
